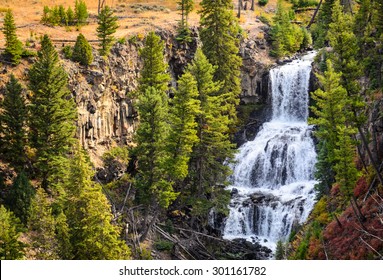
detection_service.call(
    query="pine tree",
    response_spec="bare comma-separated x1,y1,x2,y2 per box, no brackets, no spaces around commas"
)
177,0,194,42
28,35,77,191
75,0,88,26
2,9,24,64
186,49,233,219
334,125,360,198
135,87,176,209
0,205,25,260
138,32,171,94
65,146,130,259
199,0,242,127
72,33,93,66
28,188,58,259
55,211,73,259
6,172,35,225
309,60,349,197
311,0,335,47
0,75,27,171
165,72,200,182
96,6,118,56
66,7,75,25
327,0,363,117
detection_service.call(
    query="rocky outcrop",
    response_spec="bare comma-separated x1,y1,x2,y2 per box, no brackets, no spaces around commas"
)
58,30,272,163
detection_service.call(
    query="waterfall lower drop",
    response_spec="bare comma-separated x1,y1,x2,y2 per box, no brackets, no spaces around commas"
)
223,52,318,252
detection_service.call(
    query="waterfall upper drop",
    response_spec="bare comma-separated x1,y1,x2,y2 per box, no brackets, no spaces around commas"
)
223,52,318,251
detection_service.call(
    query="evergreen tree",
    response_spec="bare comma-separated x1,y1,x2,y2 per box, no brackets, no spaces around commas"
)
186,49,233,219
0,205,25,260
0,75,27,171
333,125,359,198
66,7,75,26
65,146,130,259
72,33,94,66
311,0,335,47
177,0,194,42
96,6,118,56
28,188,58,259
6,172,35,225
327,0,363,121
55,211,73,259
270,0,305,58
28,35,77,191
135,87,176,211
138,32,171,94
166,72,200,182
75,0,88,26
2,9,24,65
199,0,242,127
309,60,349,197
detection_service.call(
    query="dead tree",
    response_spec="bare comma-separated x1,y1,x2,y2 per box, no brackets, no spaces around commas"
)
307,0,323,28
98,0,106,14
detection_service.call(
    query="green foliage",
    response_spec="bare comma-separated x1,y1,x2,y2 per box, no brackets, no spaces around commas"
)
185,49,234,218
41,2,87,26
0,75,27,171
275,240,286,259
2,9,24,64
28,35,77,191
135,87,177,209
177,0,194,43
309,60,359,199
138,32,171,94
165,72,200,181
97,6,119,56
6,172,35,225
65,146,131,259
62,45,73,59
72,33,93,66
199,0,242,127
154,239,174,251
258,0,269,6
310,0,334,47
270,1,307,58
290,0,318,8
28,188,59,259
74,0,88,26
0,205,25,260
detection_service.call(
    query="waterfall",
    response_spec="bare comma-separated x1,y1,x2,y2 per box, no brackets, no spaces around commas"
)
223,52,318,251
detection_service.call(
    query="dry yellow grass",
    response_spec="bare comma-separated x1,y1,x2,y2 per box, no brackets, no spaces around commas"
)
0,0,286,48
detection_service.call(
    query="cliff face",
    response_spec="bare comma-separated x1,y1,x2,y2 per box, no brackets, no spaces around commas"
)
60,31,271,164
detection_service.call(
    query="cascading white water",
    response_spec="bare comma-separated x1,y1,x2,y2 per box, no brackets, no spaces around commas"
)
223,52,318,251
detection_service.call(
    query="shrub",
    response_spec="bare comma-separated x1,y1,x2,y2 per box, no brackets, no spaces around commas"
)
62,45,73,59
258,0,269,6
72,33,93,66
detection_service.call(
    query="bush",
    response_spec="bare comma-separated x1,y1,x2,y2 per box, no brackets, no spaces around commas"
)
72,33,93,66
258,0,269,6
154,240,174,251
62,45,73,59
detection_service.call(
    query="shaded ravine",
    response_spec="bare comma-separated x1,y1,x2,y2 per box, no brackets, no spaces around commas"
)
223,52,318,252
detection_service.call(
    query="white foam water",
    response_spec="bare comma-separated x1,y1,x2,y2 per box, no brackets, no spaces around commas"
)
223,52,318,252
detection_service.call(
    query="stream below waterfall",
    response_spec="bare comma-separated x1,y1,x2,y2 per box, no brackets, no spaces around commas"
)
222,52,318,252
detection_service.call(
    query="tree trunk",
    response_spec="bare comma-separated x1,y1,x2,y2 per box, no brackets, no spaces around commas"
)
237,0,242,18
251,0,255,11
357,125,383,186
307,0,323,28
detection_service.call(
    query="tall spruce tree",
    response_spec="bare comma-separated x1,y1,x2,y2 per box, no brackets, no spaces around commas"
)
165,72,200,182
0,75,27,171
75,0,88,26
186,49,233,221
65,146,130,259
309,60,349,197
138,32,171,94
96,6,118,56
0,205,25,260
28,35,77,191
199,0,242,127
2,9,24,64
